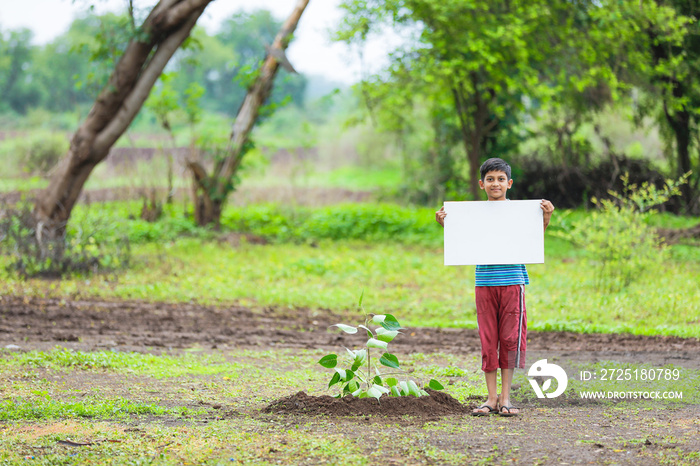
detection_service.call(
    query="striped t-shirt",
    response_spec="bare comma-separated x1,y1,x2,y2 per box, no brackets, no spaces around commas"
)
475,264,529,287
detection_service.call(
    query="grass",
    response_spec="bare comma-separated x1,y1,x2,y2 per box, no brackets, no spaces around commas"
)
0,347,698,464
1,193,699,338
0,348,238,379
2,231,698,338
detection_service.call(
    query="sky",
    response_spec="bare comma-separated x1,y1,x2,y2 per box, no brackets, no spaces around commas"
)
0,0,399,85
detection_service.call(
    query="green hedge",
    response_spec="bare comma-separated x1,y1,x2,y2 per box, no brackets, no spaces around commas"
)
221,203,441,246
63,201,443,247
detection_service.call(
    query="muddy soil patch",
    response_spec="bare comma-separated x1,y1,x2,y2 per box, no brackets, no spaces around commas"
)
264,389,472,418
1,296,698,368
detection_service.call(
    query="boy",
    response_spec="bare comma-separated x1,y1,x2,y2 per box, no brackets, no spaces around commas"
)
435,158,554,416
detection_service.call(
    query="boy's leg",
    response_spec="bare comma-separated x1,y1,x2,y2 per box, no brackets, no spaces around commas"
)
497,285,527,413
474,287,500,414
499,368,517,413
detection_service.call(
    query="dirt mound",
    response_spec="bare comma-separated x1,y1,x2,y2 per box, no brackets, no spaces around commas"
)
263,390,471,417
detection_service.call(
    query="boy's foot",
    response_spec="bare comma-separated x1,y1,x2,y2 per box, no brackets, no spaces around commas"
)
498,405,520,417
471,404,498,416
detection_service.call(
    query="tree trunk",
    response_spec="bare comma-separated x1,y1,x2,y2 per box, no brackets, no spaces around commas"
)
452,75,499,200
187,0,310,227
663,100,693,207
33,0,212,240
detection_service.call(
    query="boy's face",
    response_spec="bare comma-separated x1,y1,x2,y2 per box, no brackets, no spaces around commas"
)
479,170,512,201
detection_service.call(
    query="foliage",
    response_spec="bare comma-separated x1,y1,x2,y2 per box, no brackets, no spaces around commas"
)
0,132,69,177
554,173,689,291
319,298,443,399
221,203,440,246
508,154,672,211
20,132,69,176
0,8,307,116
593,0,700,207
172,10,307,116
0,27,36,113
336,0,604,201
0,202,130,277
1,200,698,337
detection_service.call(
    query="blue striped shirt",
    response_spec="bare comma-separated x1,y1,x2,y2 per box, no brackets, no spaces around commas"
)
475,264,529,287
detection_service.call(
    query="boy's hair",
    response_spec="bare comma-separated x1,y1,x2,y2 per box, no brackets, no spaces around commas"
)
479,158,511,181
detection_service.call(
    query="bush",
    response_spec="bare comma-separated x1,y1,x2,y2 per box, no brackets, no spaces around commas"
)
1,132,69,176
221,203,440,246
0,202,130,277
553,174,687,291
509,155,674,211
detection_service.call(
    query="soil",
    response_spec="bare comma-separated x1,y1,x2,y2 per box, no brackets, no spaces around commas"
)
264,389,472,418
1,296,698,369
1,296,699,465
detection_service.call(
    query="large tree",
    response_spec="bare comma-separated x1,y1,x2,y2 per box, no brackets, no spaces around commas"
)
636,0,699,210
33,0,213,241
337,0,589,200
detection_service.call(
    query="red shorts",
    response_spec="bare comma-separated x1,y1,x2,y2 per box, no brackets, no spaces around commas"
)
475,285,527,372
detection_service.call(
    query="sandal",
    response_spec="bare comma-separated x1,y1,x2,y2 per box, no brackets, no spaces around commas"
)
471,404,498,416
499,405,520,417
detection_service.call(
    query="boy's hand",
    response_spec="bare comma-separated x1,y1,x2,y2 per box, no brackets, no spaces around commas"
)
435,206,446,227
541,199,554,231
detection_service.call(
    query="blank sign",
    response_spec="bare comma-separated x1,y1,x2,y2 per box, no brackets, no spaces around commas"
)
444,200,544,266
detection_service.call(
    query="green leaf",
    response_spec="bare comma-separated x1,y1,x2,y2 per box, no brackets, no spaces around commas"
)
375,328,399,342
428,379,444,390
334,368,347,380
367,385,383,399
331,324,358,334
318,354,337,368
370,314,386,325
344,380,360,394
385,377,398,387
380,314,402,331
358,325,374,338
399,381,409,396
366,338,388,349
373,383,390,395
407,380,421,397
390,386,402,397
358,289,364,308
379,353,400,369
373,375,383,385
328,371,341,388
351,349,366,371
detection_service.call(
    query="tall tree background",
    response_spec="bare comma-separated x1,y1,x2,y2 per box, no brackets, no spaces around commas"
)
337,0,700,211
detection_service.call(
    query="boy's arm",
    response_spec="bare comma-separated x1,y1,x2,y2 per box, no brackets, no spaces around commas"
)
435,206,446,227
541,200,554,231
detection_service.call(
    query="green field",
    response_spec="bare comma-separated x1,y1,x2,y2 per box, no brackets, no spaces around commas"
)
1,200,698,338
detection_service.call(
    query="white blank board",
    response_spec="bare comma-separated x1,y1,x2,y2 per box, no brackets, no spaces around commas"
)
444,200,544,266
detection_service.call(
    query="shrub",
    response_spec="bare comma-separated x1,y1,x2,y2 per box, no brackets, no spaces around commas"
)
554,173,688,291
20,132,69,176
509,155,672,210
0,202,130,277
221,203,440,246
